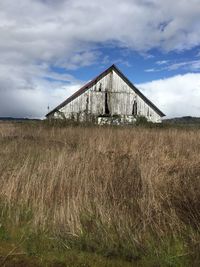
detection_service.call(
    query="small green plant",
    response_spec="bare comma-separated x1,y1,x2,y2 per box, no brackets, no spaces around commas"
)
0,224,10,241
135,115,149,126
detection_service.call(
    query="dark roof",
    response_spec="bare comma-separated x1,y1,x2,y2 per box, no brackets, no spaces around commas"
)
46,64,165,117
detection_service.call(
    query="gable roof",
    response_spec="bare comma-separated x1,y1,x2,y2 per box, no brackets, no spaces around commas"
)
46,64,165,117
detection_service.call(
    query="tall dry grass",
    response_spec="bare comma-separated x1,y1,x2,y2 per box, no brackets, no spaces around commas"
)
0,121,200,259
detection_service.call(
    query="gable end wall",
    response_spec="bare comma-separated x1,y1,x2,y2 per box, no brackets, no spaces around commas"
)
51,70,162,123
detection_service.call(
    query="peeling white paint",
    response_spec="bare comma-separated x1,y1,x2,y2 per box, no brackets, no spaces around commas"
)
47,68,163,124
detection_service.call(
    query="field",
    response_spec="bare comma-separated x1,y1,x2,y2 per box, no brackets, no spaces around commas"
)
0,121,200,266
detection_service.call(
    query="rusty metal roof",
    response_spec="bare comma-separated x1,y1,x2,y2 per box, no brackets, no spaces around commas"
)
46,64,165,117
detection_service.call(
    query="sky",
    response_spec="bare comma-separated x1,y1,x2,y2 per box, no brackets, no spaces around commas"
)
0,0,200,119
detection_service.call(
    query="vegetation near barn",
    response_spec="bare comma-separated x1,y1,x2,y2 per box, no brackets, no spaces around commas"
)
0,121,200,266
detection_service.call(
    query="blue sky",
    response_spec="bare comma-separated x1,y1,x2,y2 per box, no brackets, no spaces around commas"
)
64,45,200,83
0,0,200,118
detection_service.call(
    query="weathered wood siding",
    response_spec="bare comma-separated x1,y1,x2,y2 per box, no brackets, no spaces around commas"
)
52,70,162,123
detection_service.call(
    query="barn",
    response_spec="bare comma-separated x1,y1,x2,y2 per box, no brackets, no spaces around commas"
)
46,64,165,124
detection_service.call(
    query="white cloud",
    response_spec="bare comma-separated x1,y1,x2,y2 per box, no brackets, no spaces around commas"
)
167,60,200,71
145,68,158,72
1,0,200,61
156,60,169,65
138,73,200,118
146,59,200,73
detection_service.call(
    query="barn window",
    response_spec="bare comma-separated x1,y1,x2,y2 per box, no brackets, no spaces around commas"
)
132,100,137,116
105,92,110,115
99,83,102,92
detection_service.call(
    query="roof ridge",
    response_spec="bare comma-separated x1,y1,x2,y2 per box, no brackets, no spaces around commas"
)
46,64,165,117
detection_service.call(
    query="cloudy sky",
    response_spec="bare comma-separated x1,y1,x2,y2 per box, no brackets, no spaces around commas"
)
0,0,200,118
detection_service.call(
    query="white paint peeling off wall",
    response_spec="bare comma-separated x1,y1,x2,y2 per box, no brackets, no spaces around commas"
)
112,70,161,122
47,65,164,123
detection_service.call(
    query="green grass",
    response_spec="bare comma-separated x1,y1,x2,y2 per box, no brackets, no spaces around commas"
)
0,221,135,267
0,217,199,267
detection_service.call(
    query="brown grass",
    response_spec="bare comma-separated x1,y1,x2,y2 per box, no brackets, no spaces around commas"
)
0,121,200,262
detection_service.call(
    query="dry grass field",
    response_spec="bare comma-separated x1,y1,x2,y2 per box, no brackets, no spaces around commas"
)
0,121,200,266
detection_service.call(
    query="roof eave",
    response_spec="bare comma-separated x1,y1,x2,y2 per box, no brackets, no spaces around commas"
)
46,64,165,118
46,65,115,117
111,65,165,117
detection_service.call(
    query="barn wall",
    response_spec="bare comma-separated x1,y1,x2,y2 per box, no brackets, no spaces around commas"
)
56,72,111,121
112,70,161,122
51,70,162,123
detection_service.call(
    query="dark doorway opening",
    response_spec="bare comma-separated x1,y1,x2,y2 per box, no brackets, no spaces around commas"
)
86,96,89,113
132,100,137,116
105,92,110,115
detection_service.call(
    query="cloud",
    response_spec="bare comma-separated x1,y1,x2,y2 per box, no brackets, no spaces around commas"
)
0,72,82,118
167,60,200,71
156,60,169,65
146,59,200,72
145,68,158,72
1,0,200,61
138,73,200,118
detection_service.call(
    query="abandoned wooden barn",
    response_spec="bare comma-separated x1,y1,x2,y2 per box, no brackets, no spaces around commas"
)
46,64,165,124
